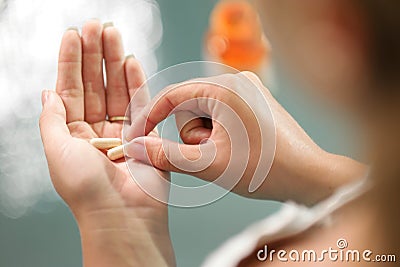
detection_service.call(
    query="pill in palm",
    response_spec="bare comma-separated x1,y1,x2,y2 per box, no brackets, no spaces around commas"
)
89,138,122,149
107,145,125,161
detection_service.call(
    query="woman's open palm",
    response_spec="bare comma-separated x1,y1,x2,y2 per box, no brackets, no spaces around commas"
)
40,20,174,265
39,21,173,265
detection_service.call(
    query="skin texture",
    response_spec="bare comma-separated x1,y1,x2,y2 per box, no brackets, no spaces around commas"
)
40,0,400,265
39,20,175,267
125,72,366,205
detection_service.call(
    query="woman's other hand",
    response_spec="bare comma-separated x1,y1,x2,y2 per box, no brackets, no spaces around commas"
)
125,72,366,205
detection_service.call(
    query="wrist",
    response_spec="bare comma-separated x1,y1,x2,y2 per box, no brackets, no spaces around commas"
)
75,207,174,267
323,151,368,188
300,149,368,205
268,146,367,206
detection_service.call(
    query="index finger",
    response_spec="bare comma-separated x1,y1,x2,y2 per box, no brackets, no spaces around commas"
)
56,29,84,123
126,82,219,141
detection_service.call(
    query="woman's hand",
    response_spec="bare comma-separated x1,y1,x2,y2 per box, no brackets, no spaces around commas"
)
125,72,367,205
39,20,174,267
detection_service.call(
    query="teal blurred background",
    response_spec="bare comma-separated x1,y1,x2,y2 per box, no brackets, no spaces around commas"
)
0,0,359,266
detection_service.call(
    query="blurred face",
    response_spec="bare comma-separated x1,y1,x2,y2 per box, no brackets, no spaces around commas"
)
256,0,370,112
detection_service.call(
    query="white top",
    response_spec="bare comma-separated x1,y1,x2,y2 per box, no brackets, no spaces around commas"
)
202,178,370,267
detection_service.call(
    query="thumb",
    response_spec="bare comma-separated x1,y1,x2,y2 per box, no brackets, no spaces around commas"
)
125,136,216,175
39,90,71,160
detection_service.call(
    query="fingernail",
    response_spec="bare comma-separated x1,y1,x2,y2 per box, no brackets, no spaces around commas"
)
66,26,79,33
125,54,135,61
125,138,150,164
41,90,49,107
103,22,114,29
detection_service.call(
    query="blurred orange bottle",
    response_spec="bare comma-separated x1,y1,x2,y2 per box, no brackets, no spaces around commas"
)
204,0,270,74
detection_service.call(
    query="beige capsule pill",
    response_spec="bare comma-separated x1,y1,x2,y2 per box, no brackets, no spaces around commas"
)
107,145,125,161
90,138,122,149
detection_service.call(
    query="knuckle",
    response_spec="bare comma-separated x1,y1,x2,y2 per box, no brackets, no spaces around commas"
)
39,111,50,128
151,142,170,170
58,88,84,99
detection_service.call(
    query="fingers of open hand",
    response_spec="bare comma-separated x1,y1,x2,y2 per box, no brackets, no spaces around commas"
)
103,24,130,118
57,21,137,126
82,19,106,123
56,29,84,123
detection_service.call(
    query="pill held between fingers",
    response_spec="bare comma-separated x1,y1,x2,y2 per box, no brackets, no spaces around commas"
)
90,138,122,149
107,145,125,161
